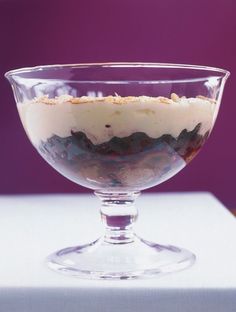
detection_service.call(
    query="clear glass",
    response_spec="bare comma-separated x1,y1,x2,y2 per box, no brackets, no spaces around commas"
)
5,62,230,279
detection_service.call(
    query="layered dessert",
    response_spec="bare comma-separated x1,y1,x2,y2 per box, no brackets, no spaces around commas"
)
17,93,217,190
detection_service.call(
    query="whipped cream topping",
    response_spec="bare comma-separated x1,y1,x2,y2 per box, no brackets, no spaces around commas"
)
17,94,218,145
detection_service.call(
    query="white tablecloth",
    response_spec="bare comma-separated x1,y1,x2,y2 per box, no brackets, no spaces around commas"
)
0,192,235,312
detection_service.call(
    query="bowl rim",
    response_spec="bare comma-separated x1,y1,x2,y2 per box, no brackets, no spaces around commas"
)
4,62,230,81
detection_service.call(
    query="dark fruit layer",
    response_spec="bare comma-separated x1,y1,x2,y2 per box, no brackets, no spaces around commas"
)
38,123,209,189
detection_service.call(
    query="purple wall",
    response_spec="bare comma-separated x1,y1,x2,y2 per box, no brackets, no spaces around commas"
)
0,0,235,208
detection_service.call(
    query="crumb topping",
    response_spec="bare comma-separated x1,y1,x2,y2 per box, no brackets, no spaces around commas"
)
33,93,216,105
196,95,216,104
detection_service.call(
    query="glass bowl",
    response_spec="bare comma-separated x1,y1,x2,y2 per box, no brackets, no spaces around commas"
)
5,62,230,279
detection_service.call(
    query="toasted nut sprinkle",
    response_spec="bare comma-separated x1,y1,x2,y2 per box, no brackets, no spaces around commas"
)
70,97,104,104
196,95,216,103
171,93,179,102
71,98,81,104
158,97,172,104
34,96,56,105
70,97,92,104
43,99,56,105
33,94,215,105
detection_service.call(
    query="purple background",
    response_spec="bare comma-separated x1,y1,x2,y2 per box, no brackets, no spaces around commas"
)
0,0,235,208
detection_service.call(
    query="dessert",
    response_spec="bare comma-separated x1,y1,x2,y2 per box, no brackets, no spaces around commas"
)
17,93,217,190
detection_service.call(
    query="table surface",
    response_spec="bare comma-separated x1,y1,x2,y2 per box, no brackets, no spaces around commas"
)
0,192,236,312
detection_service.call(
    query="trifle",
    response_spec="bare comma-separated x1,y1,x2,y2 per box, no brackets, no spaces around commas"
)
18,92,216,191
6,62,229,279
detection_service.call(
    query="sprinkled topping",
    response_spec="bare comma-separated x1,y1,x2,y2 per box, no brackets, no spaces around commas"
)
171,93,180,102
32,93,216,105
196,95,216,103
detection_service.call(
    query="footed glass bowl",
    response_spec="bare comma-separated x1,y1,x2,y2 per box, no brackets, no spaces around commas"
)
5,63,229,279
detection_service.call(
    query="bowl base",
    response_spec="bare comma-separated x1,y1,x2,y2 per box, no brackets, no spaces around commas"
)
46,236,196,279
